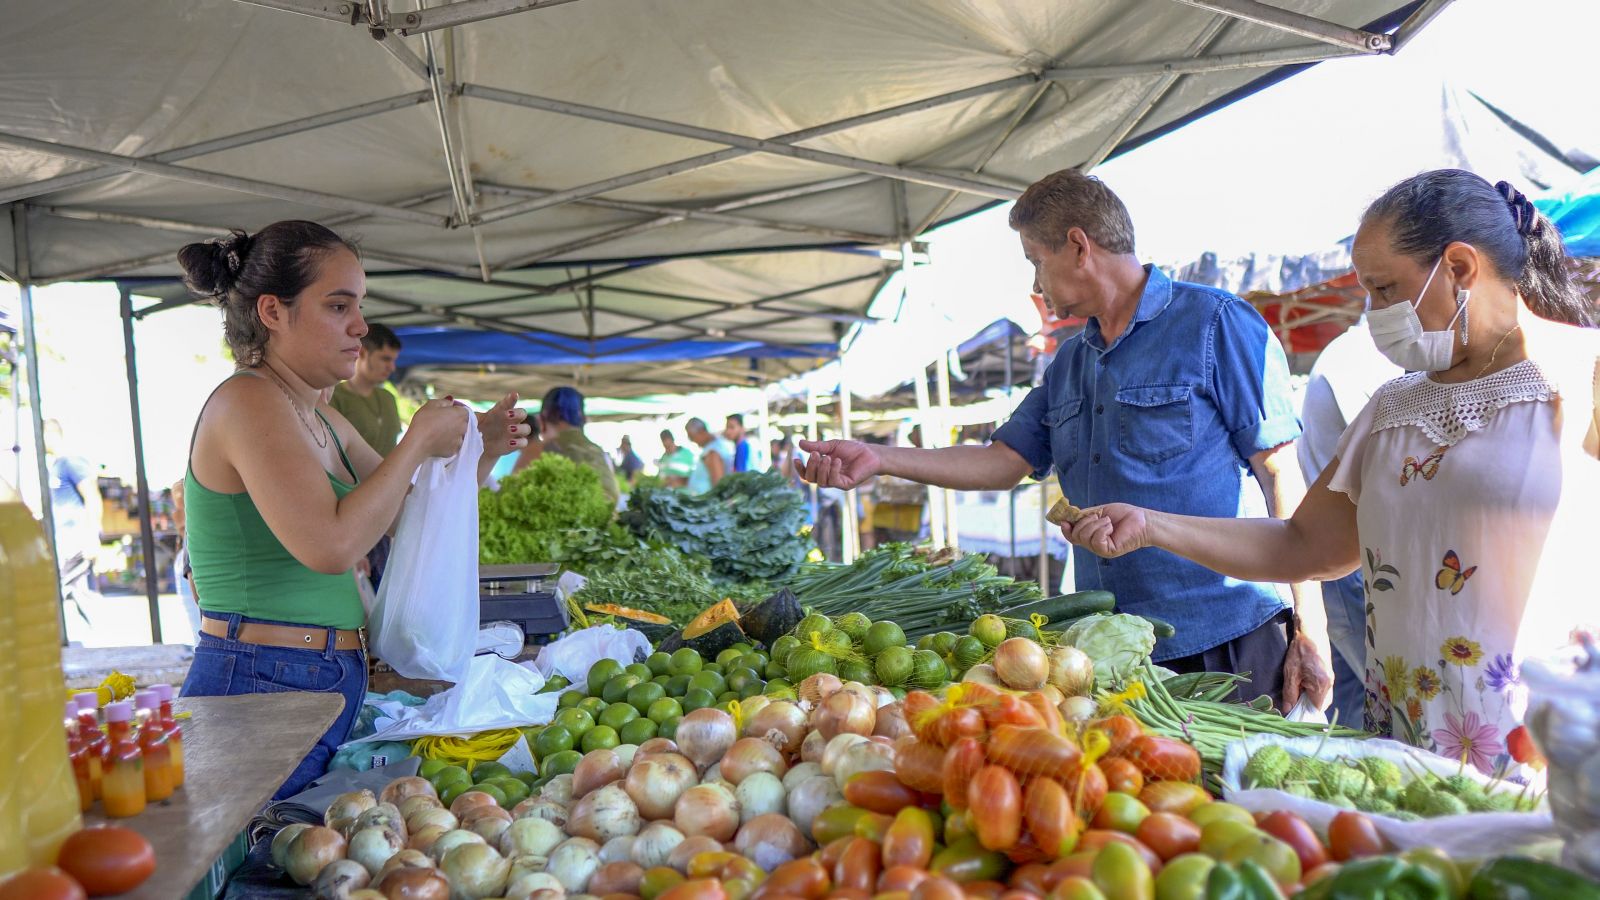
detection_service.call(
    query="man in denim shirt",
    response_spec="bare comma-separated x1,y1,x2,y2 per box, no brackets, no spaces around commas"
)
800,170,1331,710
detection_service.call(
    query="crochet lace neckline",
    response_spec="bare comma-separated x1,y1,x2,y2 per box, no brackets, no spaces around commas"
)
1371,359,1558,446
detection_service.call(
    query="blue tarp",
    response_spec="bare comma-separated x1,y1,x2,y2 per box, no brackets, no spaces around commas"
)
1537,166,1600,258
392,326,834,367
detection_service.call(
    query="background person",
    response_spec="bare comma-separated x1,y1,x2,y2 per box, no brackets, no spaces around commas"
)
43,419,102,587
800,168,1331,710
616,435,644,487
328,322,404,456
726,413,752,472
686,417,734,494
657,430,695,488
520,386,619,505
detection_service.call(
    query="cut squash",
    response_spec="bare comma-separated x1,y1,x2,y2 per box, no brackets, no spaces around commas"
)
1045,497,1085,526
584,603,672,625
658,598,748,657
684,598,741,638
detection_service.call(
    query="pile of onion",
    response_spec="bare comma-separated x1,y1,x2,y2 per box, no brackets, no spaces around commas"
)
993,637,1049,690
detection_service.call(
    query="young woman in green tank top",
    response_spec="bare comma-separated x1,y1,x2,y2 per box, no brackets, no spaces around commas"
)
176,221,529,799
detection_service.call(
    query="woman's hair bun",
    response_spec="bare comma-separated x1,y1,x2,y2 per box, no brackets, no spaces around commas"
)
1494,180,1541,238
177,228,253,299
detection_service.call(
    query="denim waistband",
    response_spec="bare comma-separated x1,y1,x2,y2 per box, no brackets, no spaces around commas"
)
200,611,362,660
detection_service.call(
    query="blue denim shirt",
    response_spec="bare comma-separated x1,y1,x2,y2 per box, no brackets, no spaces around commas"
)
993,266,1301,660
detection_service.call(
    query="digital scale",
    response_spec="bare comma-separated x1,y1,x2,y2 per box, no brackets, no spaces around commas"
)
479,563,569,644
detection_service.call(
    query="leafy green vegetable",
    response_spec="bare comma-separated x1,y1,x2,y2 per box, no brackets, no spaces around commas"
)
1062,613,1156,683
620,471,810,582
479,455,615,564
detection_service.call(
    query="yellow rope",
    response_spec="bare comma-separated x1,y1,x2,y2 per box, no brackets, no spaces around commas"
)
410,729,523,773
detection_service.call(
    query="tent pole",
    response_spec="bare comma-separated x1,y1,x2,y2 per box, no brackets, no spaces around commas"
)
913,364,944,548
756,384,771,472
1005,328,1016,570
934,349,957,550
1039,487,1050,595
1163,0,1391,53
119,287,163,645
838,364,857,564
805,391,819,548
12,205,65,638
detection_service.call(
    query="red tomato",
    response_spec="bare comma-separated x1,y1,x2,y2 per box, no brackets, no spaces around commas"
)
819,835,854,871
893,738,946,794
942,737,986,810
844,770,921,815
1045,850,1099,886
934,707,988,747
1099,757,1144,796
1050,875,1109,899
904,691,944,745
1075,829,1163,871
1327,811,1385,861
1024,692,1066,735
988,725,1084,782
1259,811,1328,873
968,766,1024,852
1064,762,1108,819
1134,812,1201,861
879,865,930,893
1087,716,1143,756
659,879,728,900
0,868,86,900
1008,862,1053,895
55,826,156,897
1124,735,1202,783
833,836,881,893
1024,776,1082,859
961,880,1008,899
909,875,966,900
1137,781,1211,816
763,858,830,899
983,694,1048,730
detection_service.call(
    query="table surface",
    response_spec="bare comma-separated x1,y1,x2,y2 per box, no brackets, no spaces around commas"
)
86,692,344,899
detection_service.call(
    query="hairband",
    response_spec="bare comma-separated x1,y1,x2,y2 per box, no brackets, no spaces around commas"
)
1495,180,1541,238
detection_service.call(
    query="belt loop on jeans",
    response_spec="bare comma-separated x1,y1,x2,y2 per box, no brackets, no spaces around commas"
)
225,613,241,641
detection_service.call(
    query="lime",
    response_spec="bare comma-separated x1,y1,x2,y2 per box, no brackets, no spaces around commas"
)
717,690,740,705
834,612,872,642
659,715,681,741
863,621,907,656
488,776,529,808
665,674,693,697
619,717,659,745
627,681,666,714
602,674,643,705
473,761,513,784
439,780,472,807
874,646,915,686
765,678,793,694
533,724,575,758
471,783,509,807
731,642,753,656
581,725,621,753
541,749,583,779
837,658,876,686
930,632,958,656
786,647,837,680
765,661,788,681
738,652,769,673
726,667,762,694
682,687,717,712
916,634,937,652
766,686,797,702
689,670,727,696
652,674,673,688
703,662,725,677
518,725,544,747
909,649,949,689
716,647,745,668
433,766,470,793
738,680,765,699
668,648,703,676
587,658,625,697
770,635,801,667
557,690,585,710
795,613,833,640
886,685,907,700
646,651,674,676
647,697,683,724
625,662,653,682
552,707,595,739
970,615,1007,649
418,758,451,779
598,702,640,731
951,635,986,671
515,770,539,789
539,673,570,693
578,696,608,718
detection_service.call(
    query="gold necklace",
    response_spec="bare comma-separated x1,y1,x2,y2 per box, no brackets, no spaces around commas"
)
262,368,330,449
1474,324,1522,381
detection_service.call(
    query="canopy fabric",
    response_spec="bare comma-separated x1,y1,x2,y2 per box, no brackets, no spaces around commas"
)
1538,166,1600,258
3,0,1434,396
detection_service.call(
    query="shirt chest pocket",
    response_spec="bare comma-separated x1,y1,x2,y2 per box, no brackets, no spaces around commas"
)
1042,398,1084,474
1116,384,1194,464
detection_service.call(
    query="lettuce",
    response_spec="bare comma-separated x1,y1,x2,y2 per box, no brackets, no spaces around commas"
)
1062,613,1156,684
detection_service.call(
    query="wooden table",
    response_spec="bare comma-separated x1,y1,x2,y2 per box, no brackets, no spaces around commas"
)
87,692,344,899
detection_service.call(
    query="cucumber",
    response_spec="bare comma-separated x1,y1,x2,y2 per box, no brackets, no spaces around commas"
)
1140,615,1177,639
998,590,1116,624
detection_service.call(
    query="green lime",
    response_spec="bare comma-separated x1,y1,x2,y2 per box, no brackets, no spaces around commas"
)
541,749,583,779
533,724,575,758
647,697,683,724
717,690,740,705
668,648,703,676
703,662,725,677
515,771,539,789
770,635,801,667
930,632,958,656
440,781,471,807
970,615,1007,649
627,681,666,714
651,674,673,688
837,658,876,686
647,651,674,676
472,761,513,783
602,674,643,705
887,685,907,700
738,680,765,699
765,678,793,694
951,635,986,671
766,686,797,701
581,725,621,753
795,613,832,639
834,612,871,642
578,696,608,718
488,777,529,808
909,649,950,689
469,783,507,807
539,673,570,694
552,707,595,739
682,687,716,712
558,690,585,710
665,674,693,697
875,646,915,686
598,702,639,731
433,769,471,795
625,662,653,682
726,667,762,694
587,658,625,697
738,652,769,672
786,647,837,680
418,758,451,779
716,647,745,668
765,661,788,681
619,717,659,745
688,670,727,696
863,621,907,656
519,725,544,747
659,716,681,740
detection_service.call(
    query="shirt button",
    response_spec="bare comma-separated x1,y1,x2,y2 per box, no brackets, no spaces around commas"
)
1095,404,1104,414
1092,453,1101,464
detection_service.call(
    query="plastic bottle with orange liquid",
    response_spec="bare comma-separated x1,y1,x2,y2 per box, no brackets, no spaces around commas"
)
101,701,147,818
133,691,174,802
151,683,184,788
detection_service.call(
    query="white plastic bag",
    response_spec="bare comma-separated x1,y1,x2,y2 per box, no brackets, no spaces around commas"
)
533,624,652,687
368,419,482,684
346,654,560,744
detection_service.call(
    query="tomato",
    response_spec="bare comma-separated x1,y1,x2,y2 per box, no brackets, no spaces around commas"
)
813,804,871,845
988,724,1084,782
845,770,922,815
1091,840,1154,900
853,811,894,843
945,807,975,845
1088,716,1143,756
1065,762,1109,819
1124,736,1201,783
688,851,741,879
893,738,946,794
56,825,156,896
1077,830,1163,872
969,765,1023,851
1050,875,1109,899
1151,853,1215,900
1186,802,1254,830
930,837,1010,884
1046,851,1100,885
942,737,986,809
934,707,988,747
1024,776,1082,858
1025,691,1067,735
1326,810,1385,862
882,807,937,869
0,868,86,900
1009,862,1053,895
904,691,943,744
1137,782,1210,816
819,835,854,871
1257,811,1327,875
834,836,881,893
763,859,829,899
658,879,729,900
1220,832,1302,887
1135,812,1201,861
1099,757,1144,796
1197,820,1259,858
999,890,1040,900
879,864,930,893
909,874,966,900
983,693,1048,730
1092,791,1151,834
961,880,1008,898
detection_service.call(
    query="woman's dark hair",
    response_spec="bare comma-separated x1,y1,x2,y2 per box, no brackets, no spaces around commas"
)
177,220,360,366
1362,169,1596,327
540,386,586,427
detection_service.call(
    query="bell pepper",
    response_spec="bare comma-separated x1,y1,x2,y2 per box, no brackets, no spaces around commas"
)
1468,857,1600,900
1315,856,1452,900
1207,862,1284,900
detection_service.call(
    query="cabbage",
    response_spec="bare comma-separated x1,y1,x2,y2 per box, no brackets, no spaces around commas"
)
1061,614,1155,685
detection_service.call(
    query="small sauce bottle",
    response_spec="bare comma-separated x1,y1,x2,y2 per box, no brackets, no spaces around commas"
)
73,692,106,799
101,701,146,818
150,684,184,788
132,691,173,802
64,702,93,812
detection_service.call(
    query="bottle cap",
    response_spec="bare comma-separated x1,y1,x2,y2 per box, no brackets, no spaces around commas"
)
152,684,173,703
105,701,134,723
74,692,99,712
133,691,157,712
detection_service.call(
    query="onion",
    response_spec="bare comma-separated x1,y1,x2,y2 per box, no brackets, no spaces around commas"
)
1059,695,1099,723
374,849,433,884
734,772,785,823
733,814,812,870
993,637,1049,690
833,740,895,790
426,829,486,865
539,774,575,808
673,783,740,842
348,891,388,900
407,807,458,835
635,738,679,760
380,776,436,808
599,835,636,864
1046,645,1095,697
614,743,638,769
349,827,405,877
798,673,844,706
1038,684,1066,705
744,701,807,756
406,825,449,854
467,815,510,844
702,762,732,792
313,859,371,899
870,686,897,708
799,729,827,764
782,761,822,792
327,790,378,828
286,826,348,886
499,817,563,859
353,803,407,841
675,708,737,772
449,790,499,818
819,733,869,776
505,854,550,886
838,681,876,703
588,860,644,896
631,822,685,870
737,694,771,720
569,783,643,843
374,866,450,900
272,823,313,869
440,842,511,900
399,795,443,822
504,870,563,900
624,751,698,820
962,662,1004,687
510,797,569,830
460,806,513,829
667,835,724,874
572,748,625,798
872,702,912,741
720,738,789,785
787,775,845,842
546,837,602,894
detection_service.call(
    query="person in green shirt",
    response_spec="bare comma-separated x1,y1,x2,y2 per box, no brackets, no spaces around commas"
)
515,386,620,505
657,429,696,488
329,322,404,456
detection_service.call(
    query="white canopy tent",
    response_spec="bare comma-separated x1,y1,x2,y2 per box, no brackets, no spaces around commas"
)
0,0,1449,638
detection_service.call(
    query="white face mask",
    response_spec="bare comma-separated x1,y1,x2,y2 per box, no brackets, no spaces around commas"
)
1366,257,1469,372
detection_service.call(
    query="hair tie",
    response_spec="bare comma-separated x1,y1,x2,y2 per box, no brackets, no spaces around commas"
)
1495,180,1540,238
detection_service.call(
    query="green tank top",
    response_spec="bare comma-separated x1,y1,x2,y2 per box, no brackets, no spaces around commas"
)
185,403,366,630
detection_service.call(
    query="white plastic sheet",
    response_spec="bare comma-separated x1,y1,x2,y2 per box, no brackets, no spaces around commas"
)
348,654,559,744
532,624,652,687
368,419,482,684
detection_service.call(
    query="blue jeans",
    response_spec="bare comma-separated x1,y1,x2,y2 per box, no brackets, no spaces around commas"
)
181,612,368,800
1322,571,1367,729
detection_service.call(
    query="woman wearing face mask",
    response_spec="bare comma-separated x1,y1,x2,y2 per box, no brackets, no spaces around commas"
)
1063,170,1598,774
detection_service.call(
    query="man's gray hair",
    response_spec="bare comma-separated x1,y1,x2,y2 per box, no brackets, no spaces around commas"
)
1008,168,1136,254
685,417,707,433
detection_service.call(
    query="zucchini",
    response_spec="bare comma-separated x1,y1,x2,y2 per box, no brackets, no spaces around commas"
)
998,590,1116,624
1141,614,1177,639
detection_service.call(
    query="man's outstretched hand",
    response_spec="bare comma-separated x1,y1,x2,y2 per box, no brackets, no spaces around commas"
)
797,439,882,490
